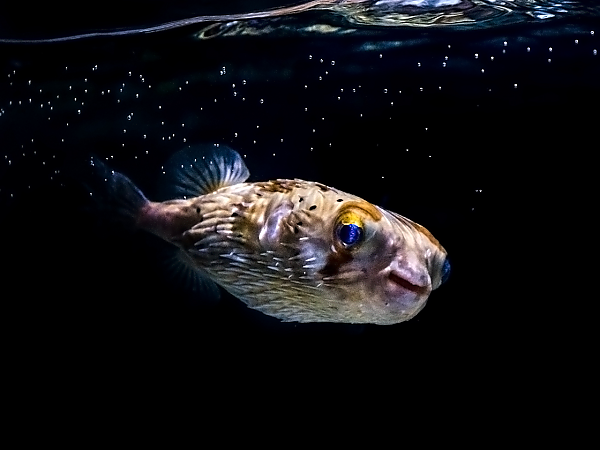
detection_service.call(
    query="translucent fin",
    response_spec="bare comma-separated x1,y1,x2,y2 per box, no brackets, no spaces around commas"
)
161,247,221,302
83,156,150,227
159,144,250,200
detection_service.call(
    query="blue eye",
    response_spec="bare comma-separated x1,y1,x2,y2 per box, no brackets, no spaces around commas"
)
441,258,451,284
338,223,362,247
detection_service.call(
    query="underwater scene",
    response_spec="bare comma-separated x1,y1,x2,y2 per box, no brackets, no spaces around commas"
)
1,1,599,383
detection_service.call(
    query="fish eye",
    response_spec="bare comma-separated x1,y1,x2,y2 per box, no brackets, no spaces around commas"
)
337,223,363,247
441,258,451,284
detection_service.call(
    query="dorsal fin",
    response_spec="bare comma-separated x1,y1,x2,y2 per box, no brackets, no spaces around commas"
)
159,144,250,200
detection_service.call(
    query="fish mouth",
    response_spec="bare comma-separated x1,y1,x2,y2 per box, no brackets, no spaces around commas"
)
387,271,429,297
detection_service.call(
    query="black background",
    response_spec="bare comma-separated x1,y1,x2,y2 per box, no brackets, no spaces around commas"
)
1,1,597,418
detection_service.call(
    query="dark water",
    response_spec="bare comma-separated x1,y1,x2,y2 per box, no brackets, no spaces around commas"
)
1,1,597,408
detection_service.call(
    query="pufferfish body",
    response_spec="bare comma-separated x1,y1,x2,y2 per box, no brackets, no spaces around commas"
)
92,144,450,325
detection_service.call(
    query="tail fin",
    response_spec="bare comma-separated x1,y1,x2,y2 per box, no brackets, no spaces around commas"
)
81,156,150,228
75,155,222,303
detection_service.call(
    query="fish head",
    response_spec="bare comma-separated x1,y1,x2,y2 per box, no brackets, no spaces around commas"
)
313,199,450,324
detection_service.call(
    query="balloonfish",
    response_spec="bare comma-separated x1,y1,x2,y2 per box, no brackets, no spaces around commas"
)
90,144,450,325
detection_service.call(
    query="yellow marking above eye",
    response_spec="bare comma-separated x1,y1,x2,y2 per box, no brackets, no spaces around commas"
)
338,211,363,228
338,201,382,222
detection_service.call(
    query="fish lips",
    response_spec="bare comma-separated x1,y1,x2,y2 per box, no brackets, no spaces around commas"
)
381,264,432,311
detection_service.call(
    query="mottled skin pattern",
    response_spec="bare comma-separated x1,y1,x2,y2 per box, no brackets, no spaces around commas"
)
137,178,448,324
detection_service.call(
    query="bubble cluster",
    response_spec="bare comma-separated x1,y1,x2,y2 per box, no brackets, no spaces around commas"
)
0,24,598,215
